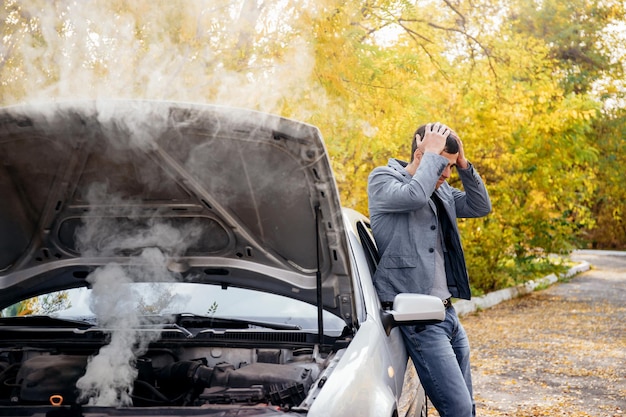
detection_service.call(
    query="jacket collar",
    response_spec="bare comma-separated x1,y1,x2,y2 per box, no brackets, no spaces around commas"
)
388,158,412,181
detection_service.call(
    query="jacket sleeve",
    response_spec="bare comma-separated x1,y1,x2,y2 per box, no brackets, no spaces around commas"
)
368,154,448,214
451,162,492,218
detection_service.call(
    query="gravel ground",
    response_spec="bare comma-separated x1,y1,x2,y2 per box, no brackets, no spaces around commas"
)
429,251,626,417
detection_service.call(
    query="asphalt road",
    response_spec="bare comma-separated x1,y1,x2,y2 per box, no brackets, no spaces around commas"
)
442,250,626,417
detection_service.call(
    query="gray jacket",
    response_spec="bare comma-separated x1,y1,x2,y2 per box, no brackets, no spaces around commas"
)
367,154,491,302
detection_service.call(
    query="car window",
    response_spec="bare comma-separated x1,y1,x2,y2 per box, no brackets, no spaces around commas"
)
0,283,347,333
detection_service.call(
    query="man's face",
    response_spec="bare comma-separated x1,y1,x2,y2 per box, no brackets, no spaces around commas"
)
436,151,459,189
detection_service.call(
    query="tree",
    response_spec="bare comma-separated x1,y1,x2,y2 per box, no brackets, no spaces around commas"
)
508,0,625,96
585,111,626,248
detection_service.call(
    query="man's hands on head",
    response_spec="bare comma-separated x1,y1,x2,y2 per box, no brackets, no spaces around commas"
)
407,122,469,175
407,122,450,176
415,123,469,168
415,122,449,155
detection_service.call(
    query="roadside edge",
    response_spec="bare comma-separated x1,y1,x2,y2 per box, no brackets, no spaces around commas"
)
454,261,591,317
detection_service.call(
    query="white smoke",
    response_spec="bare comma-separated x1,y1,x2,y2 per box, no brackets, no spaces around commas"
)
2,1,321,116
75,256,155,407
74,176,202,406
75,241,196,405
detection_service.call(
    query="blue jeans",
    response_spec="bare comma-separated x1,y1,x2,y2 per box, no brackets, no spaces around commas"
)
400,306,475,417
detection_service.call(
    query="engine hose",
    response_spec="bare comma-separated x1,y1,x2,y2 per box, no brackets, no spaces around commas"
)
157,361,215,388
0,362,21,387
132,380,170,403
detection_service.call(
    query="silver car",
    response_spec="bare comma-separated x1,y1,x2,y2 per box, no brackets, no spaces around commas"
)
0,100,444,417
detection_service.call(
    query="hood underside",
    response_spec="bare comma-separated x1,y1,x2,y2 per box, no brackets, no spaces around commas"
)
0,100,353,323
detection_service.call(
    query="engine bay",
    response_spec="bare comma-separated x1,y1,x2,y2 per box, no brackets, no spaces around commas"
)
0,343,333,413
0,281,352,415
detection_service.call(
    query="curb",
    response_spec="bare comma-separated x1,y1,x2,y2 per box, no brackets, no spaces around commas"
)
454,261,591,317
572,249,626,257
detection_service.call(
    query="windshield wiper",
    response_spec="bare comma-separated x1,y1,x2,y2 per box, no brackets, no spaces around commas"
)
173,313,302,331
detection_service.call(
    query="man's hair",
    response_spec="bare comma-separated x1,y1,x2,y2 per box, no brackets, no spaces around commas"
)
411,124,460,161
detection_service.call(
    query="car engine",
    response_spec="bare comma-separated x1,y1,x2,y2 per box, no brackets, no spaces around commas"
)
0,345,327,410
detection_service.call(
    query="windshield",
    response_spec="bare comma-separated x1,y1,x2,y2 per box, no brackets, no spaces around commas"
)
0,282,346,333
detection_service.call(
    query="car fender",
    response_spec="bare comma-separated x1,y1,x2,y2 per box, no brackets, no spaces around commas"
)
306,319,401,417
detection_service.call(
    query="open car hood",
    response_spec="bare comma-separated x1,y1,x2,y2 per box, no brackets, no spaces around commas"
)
0,100,355,325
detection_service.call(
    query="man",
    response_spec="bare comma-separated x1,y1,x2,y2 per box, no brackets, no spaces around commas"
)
367,122,491,417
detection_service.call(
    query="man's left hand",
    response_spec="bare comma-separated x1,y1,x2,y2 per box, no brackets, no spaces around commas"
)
454,132,469,169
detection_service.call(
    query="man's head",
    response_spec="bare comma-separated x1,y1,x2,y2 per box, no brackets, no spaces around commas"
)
411,124,460,189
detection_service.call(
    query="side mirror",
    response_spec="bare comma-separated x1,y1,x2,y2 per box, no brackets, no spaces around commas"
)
381,293,446,336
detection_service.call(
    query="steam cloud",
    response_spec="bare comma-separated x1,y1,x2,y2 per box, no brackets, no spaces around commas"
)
75,205,201,406
4,1,320,116
76,250,164,406
74,144,203,407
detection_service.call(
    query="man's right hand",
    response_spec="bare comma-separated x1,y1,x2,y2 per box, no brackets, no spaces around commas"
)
418,122,450,154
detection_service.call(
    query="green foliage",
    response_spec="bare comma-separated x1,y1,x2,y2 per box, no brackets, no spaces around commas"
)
508,0,625,95
583,111,626,248
207,301,219,317
1,0,625,295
